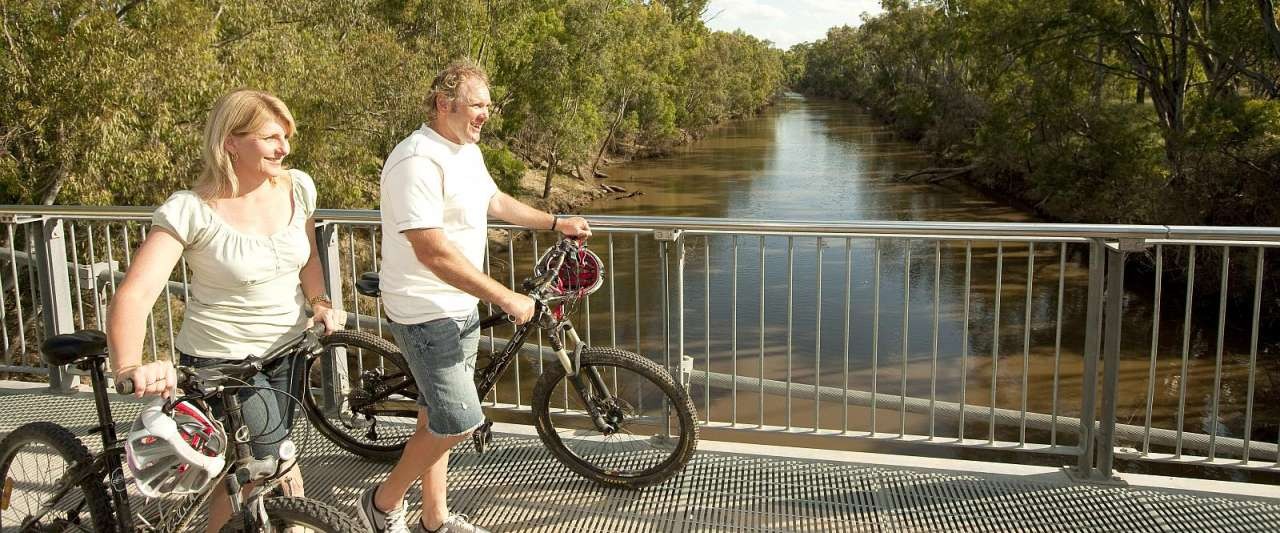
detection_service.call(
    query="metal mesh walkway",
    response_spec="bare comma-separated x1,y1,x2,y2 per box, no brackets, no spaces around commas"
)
2,388,1277,532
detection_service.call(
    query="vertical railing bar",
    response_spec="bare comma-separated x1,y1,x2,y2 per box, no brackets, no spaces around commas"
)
531,233,544,376
871,238,881,436
608,234,617,393
368,227,383,339
900,244,911,438
1175,245,1195,458
86,224,103,331
704,235,711,422
68,224,85,330
25,227,39,348
759,235,766,429
634,234,640,357
731,235,739,427
507,231,517,407
1208,246,1229,459
346,226,361,333
1020,242,1034,446
104,224,118,295
1077,239,1106,475
815,237,823,431
1243,247,1263,463
785,236,794,431
14,224,30,357
345,227,363,378
842,237,852,434
483,235,496,395
1051,242,1066,447
1143,245,1163,454
608,234,617,348
990,240,1004,444
0,226,15,353
929,240,940,439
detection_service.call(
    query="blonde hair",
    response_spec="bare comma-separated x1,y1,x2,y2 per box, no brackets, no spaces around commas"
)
195,89,296,200
426,58,489,123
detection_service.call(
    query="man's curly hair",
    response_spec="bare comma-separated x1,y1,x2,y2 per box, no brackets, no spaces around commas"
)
426,58,490,122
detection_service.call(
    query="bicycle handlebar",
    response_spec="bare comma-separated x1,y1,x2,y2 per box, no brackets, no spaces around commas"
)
115,323,328,396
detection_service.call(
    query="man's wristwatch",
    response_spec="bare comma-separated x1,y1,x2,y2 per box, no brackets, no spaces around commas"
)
307,294,332,308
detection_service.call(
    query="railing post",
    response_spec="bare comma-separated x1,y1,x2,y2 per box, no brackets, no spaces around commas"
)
655,229,683,440
1074,239,1105,477
1097,240,1138,479
316,222,348,412
34,218,77,393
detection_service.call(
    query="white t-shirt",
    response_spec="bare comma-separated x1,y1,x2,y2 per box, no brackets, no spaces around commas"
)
151,169,316,360
379,125,498,324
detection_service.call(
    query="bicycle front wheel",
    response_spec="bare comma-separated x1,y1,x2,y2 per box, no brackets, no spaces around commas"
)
531,347,698,489
0,421,114,532
303,330,418,461
219,496,362,532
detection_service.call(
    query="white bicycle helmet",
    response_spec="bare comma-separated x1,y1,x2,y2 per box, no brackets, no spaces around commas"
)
125,399,227,498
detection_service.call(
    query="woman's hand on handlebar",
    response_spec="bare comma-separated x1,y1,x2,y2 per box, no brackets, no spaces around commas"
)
310,299,347,335
557,216,591,241
116,360,178,399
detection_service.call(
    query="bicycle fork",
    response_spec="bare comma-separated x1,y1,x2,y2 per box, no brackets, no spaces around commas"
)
548,324,618,435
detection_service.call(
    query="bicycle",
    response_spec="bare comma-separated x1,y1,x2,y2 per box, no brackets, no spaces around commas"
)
301,237,699,489
0,325,363,532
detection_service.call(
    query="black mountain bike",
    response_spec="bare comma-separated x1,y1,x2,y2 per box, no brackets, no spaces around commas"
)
0,326,361,532
301,238,699,489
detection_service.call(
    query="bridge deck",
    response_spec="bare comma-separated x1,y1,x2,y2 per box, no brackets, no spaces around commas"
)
1,383,1277,532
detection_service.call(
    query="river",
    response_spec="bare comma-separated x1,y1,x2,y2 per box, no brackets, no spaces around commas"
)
496,95,1277,477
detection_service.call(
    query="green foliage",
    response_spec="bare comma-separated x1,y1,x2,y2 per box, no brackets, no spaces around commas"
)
1,0,785,208
480,143,526,194
795,0,1280,228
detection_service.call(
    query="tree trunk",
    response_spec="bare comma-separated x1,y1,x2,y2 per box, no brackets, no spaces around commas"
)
542,148,558,199
591,92,631,179
1259,0,1280,63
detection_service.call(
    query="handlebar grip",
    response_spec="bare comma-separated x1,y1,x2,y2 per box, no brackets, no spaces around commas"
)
116,378,134,395
479,313,513,330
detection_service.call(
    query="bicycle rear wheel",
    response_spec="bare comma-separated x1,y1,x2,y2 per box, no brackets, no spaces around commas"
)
531,347,698,489
0,422,114,532
218,496,362,532
303,330,416,461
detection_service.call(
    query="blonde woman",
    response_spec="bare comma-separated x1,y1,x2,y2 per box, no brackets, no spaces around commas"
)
106,89,343,531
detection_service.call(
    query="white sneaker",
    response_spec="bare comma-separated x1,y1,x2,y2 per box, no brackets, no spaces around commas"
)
357,484,410,533
413,513,491,533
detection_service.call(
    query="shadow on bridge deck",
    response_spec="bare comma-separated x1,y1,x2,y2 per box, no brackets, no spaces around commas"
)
2,383,1277,532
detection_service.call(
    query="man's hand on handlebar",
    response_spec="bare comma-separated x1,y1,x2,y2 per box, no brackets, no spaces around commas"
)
115,360,178,399
557,216,591,240
500,292,536,325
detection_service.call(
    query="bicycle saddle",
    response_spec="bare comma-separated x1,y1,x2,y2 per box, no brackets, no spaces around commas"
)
357,272,380,297
41,329,108,366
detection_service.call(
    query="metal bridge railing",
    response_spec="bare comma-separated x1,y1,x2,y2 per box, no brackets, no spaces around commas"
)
2,206,1278,483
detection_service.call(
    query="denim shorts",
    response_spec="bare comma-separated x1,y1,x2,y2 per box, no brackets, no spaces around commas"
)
178,353,300,461
387,310,484,437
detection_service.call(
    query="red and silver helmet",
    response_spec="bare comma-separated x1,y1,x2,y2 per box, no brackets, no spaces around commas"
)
125,400,226,498
548,245,604,298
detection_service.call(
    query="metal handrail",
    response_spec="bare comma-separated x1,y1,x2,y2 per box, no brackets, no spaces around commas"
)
7,205,1280,242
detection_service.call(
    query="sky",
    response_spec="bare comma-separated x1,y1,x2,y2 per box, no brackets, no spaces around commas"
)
702,0,885,49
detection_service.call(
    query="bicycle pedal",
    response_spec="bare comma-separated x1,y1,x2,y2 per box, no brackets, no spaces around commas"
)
471,419,494,454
